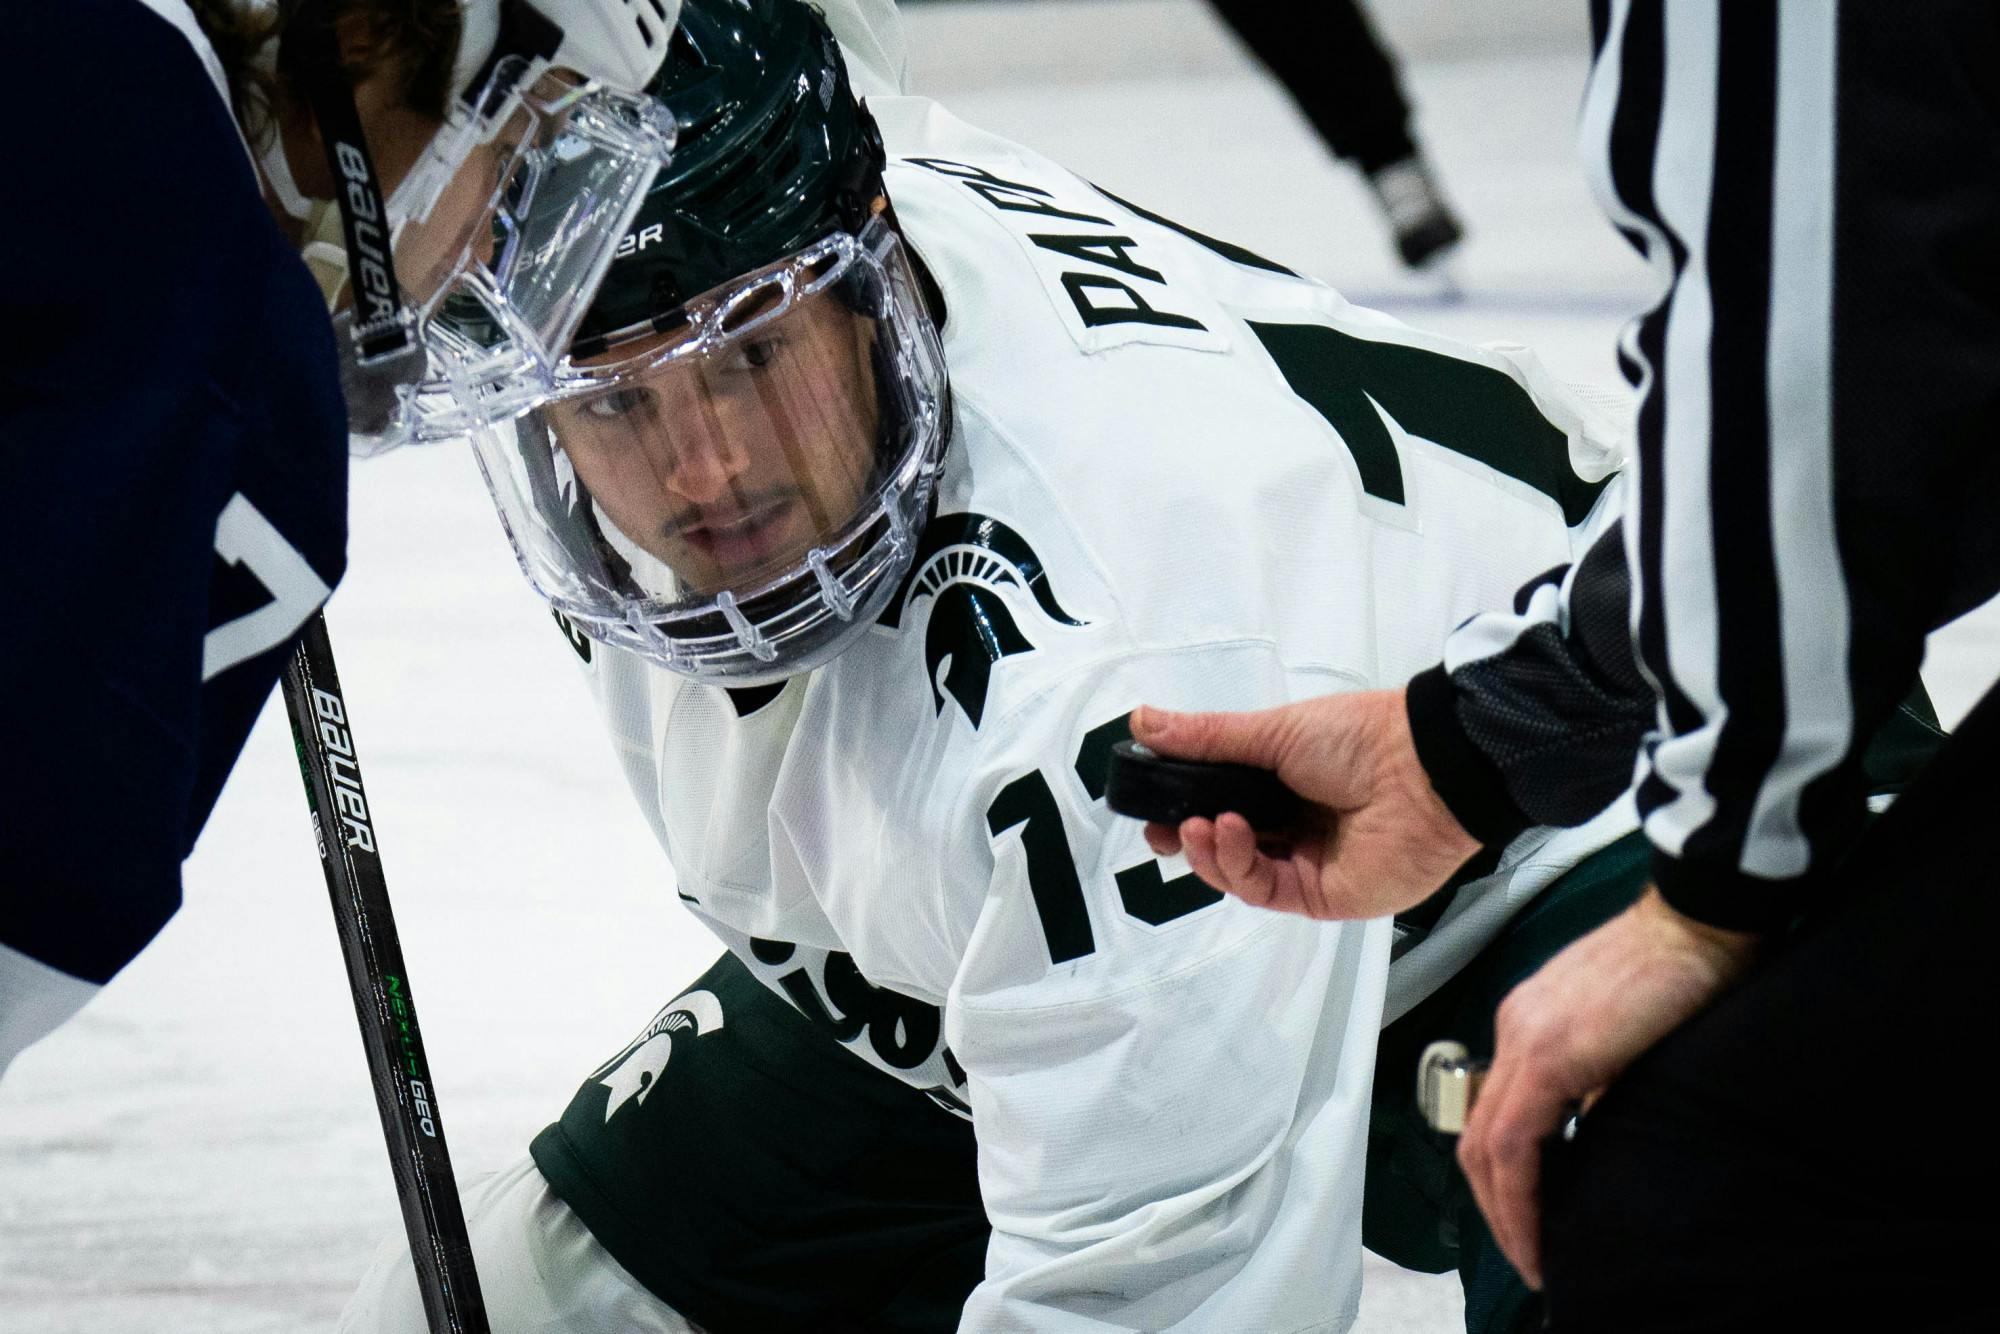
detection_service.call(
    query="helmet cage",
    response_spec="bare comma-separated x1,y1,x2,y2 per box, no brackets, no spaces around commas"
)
469,216,949,685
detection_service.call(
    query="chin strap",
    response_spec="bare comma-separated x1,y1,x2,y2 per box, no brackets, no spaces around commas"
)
286,0,417,364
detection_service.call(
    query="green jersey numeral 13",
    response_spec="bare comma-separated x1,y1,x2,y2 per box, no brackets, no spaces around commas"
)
985,714,1224,966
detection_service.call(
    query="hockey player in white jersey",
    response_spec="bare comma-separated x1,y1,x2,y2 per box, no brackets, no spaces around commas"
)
343,2,1652,1330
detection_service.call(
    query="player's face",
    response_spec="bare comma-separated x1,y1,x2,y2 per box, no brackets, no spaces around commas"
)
352,75,450,204
547,292,885,595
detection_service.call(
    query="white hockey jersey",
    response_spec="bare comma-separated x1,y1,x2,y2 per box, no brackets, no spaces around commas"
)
569,94,1635,1333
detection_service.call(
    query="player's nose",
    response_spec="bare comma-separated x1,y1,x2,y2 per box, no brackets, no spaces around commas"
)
664,421,753,505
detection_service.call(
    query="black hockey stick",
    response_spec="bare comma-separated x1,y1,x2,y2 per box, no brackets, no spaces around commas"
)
281,611,490,1334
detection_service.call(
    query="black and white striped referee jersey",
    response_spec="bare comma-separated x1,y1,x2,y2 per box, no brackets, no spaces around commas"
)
1406,0,1998,931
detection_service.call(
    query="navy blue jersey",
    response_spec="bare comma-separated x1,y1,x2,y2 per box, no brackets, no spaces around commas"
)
1,0,347,999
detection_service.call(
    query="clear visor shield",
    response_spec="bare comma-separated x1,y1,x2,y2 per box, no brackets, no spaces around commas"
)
469,219,949,683
339,58,675,453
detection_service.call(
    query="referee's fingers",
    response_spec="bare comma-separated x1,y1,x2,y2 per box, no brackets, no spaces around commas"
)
1457,1055,1508,1254
1179,814,1290,910
1176,820,1238,903
1210,813,1267,888
1132,703,1291,772
1460,1060,1567,1290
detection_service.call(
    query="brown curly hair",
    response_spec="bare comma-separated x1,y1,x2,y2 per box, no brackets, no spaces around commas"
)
186,0,463,150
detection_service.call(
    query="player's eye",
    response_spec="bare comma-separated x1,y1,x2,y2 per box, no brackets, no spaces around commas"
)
731,337,783,371
584,387,652,420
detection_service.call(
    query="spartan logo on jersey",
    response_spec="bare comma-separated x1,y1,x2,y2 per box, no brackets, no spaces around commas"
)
594,990,725,1123
879,512,1086,728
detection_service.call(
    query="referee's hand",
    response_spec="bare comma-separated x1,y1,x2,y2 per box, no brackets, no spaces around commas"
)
1457,888,1760,1288
1133,687,1480,921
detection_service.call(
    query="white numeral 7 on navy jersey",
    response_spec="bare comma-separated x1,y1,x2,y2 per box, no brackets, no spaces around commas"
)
203,492,332,681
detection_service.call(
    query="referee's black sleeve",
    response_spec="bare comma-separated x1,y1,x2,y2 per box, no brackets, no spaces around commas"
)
1412,0,2000,932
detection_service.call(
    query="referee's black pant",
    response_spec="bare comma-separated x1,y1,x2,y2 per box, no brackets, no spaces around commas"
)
1541,680,2000,1332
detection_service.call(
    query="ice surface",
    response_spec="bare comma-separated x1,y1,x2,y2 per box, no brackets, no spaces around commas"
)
5,4,1994,1330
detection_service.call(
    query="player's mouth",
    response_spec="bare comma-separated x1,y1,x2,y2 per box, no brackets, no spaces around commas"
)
677,497,797,566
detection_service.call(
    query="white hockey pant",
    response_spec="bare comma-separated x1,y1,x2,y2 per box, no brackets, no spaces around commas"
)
337,1155,704,1333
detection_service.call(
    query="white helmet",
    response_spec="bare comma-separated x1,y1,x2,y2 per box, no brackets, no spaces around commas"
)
450,0,682,103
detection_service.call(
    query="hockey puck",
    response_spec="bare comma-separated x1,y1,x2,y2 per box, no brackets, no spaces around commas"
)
1104,739,1306,831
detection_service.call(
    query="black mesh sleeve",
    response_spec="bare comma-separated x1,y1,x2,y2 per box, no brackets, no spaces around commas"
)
1407,523,1652,840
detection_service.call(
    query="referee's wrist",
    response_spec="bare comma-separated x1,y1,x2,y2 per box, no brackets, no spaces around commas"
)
1404,664,1531,848
1633,884,1764,963
1649,848,1804,935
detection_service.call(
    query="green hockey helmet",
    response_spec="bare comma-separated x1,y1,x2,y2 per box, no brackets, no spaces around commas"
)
468,0,950,686
571,0,891,349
